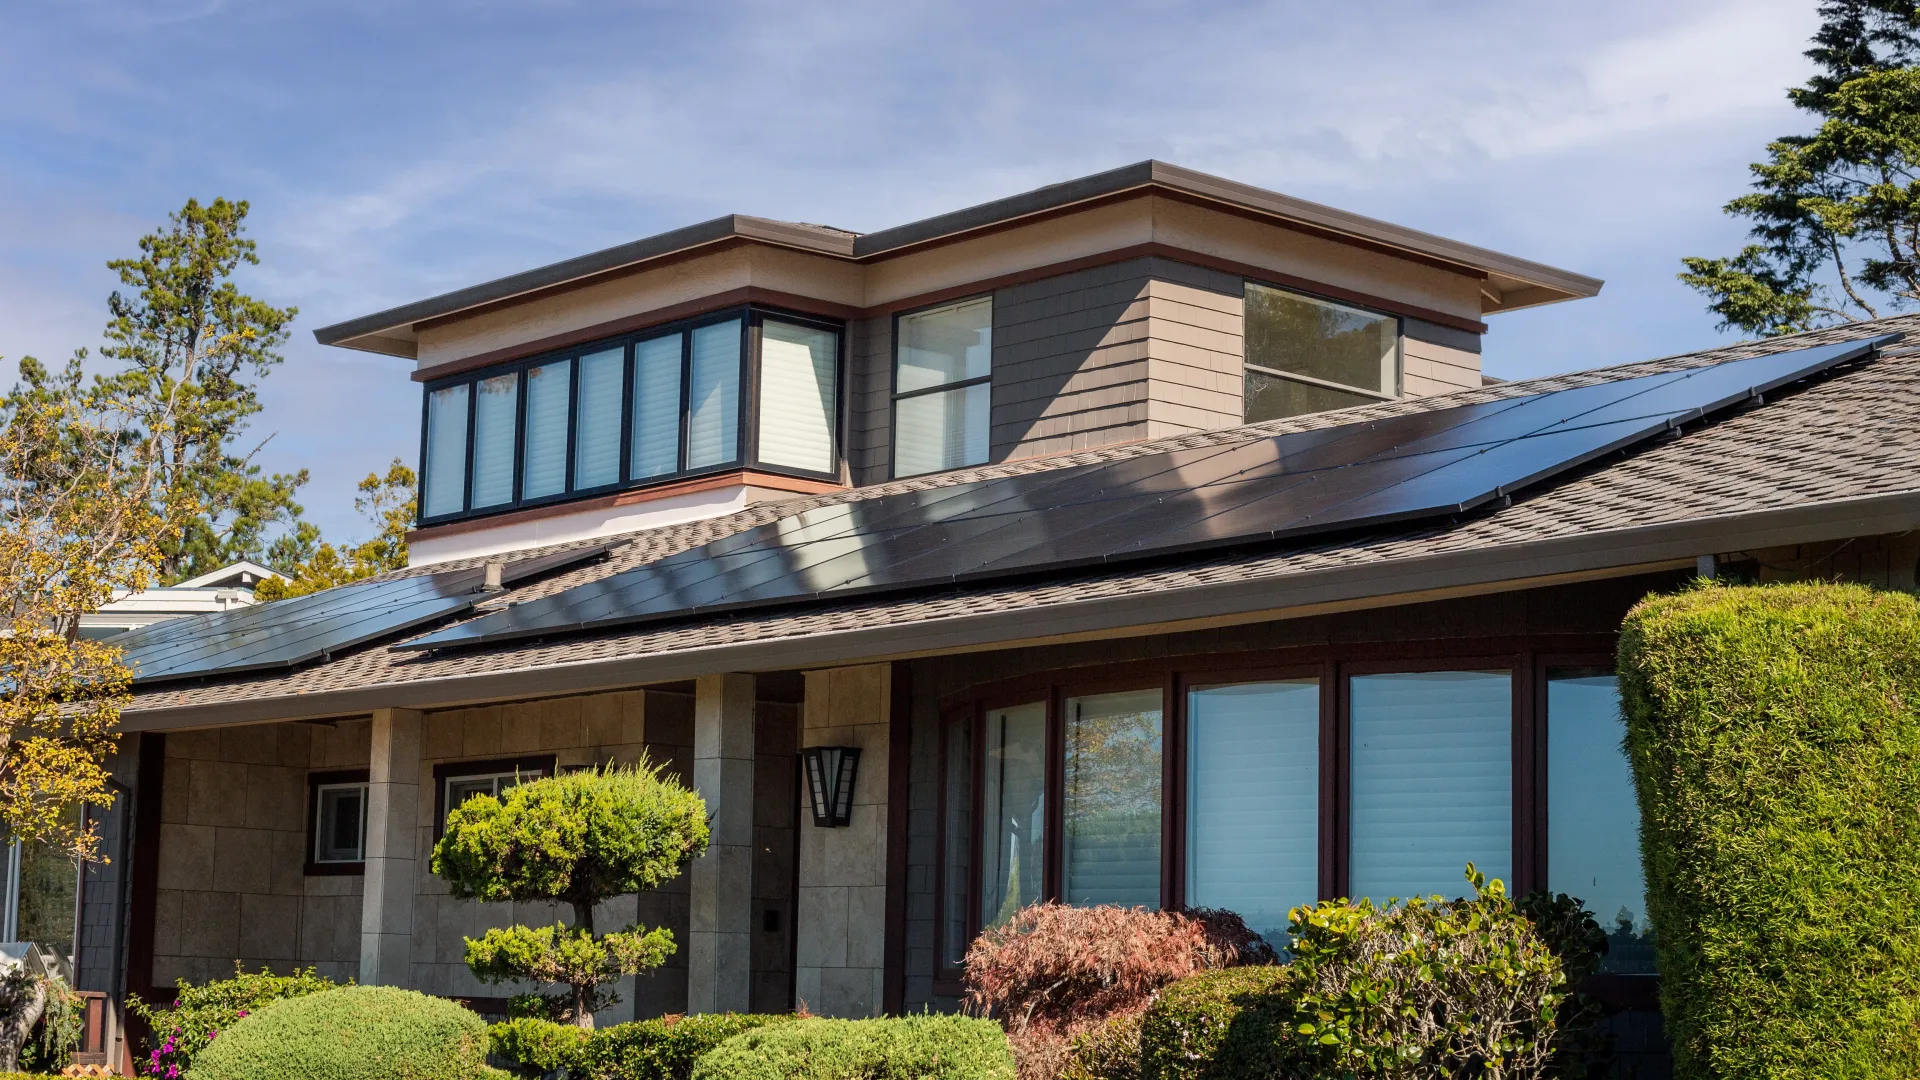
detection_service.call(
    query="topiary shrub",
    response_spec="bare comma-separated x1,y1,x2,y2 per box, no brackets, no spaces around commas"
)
433,762,709,1027
489,1012,793,1080
126,962,337,1078
1059,1011,1145,1080
963,904,1273,1080
1619,582,1920,1078
690,1016,1014,1080
1137,966,1293,1080
487,1016,589,1074
189,985,504,1080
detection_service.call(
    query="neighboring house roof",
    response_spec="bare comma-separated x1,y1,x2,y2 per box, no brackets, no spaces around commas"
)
125,315,1920,727
313,161,1605,357
173,560,288,589
83,560,288,636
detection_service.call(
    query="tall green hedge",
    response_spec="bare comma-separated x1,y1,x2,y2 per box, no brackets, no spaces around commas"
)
1619,582,1920,1078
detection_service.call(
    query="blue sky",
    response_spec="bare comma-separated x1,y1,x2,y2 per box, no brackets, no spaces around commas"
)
1,0,1825,543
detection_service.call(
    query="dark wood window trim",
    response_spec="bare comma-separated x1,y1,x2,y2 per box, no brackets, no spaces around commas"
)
431,755,557,838
305,769,371,876
417,304,845,529
934,634,1620,963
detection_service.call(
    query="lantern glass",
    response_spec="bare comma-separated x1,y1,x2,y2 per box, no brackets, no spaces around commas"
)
802,746,860,827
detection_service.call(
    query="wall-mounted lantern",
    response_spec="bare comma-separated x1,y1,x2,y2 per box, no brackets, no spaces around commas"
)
801,746,860,828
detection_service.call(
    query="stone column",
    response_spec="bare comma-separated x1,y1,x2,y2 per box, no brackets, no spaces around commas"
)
794,664,892,1017
359,707,421,986
687,673,755,1014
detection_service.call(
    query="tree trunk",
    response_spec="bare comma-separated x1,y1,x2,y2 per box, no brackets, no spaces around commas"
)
0,976,46,1072
572,898,596,1030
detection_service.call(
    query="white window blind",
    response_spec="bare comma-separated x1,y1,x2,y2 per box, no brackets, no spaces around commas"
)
470,372,519,508
574,347,624,489
631,334,683,479
756,320,838,473
422,383,468,518
980,702,1046,930
522,362,571,499
1187,681,1319,943
1349,671,1511,902
895,298,991,478
1062,689,1162,909
894,383,989,477
898,297,991,392
687,320,741,468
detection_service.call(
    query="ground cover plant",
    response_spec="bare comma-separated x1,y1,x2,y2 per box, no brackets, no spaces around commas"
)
1620,582,1920,1078
690,1015,1014,1080
188,985,502,1080
126,963,336,1078
433,761,708,1027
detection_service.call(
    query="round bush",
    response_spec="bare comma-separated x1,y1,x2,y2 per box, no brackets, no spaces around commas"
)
190,986,503,1080
1138,966,1292,1080
690,1016,1014,1080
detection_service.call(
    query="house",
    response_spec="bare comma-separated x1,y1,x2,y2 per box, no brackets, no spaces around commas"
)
68,163,1920,1074
77,561,286,639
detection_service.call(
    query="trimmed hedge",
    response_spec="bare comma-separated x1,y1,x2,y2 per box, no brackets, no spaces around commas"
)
189,986,503,1080
489,1012,792,1080
1138,966,1292,1080
690,1016,1015,1080
1620,582,1920,1078
127,963,338,1078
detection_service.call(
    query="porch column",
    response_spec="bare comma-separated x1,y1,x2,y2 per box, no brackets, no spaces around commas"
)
688,673,755,1013
359,707,421,986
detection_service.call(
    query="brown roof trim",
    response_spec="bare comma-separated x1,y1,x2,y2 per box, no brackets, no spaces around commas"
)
406,469,846,543
119,490,1920,730
410,286,862,383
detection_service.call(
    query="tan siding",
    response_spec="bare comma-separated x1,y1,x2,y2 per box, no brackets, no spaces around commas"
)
847,316,892,486
989,262,1156,459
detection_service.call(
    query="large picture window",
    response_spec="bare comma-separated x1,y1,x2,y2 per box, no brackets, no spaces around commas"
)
417,307,842,525
1243,283,1400,422
894,296,992,478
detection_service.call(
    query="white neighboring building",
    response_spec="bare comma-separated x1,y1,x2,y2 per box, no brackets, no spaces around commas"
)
78,560,288,639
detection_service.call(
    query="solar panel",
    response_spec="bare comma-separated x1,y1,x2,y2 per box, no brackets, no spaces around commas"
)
117,570,481,685
498,540,623,587
396,337,1892,653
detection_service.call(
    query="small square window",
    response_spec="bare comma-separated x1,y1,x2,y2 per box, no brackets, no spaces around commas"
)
313,783,368,864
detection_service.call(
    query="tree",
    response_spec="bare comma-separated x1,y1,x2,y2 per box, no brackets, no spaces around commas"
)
253,460,416,601
1680,1,1920,335
97,197,307,582
431,763,710,1028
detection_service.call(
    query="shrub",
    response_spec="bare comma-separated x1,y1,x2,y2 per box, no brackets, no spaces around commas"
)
1619,582,1920,1078
1137,966,1292,1080
126,962,336,1077
189,985,503,1080
690,1016,1014,1080
433,762,708,1026
1060,1011,1145,1080
489,1012,792,1080
963,904,1273,1078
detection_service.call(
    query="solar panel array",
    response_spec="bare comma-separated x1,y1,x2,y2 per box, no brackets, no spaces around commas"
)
396,336,1891,654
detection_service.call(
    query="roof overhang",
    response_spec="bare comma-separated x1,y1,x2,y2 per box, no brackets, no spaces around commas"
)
119,488,1920,731
313,161,1603,359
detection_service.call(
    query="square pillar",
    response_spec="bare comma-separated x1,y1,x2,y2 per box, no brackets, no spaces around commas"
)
359,708,421,986
688,673,755,1014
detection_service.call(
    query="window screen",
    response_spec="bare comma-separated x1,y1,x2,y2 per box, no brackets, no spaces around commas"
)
632,333,683,479
895,297,992,477
422,382,469,518
1244,283,1398,423
522,361,571,499
757,320,839,473
687,320,742,468
470,371,520,508
1349,671,1511,901
980,702,1046,930
1062,689,1162,909
574,347,625,489
1548,671,1654,973
1187,680,1318,943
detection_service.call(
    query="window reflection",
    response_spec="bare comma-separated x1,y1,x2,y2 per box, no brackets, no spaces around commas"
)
1063,689,1162,909
980,703,1046,929
941,715,974,969
1548,671,1654,973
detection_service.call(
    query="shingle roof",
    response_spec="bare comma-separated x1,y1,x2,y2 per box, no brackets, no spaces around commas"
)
126,315,1920,721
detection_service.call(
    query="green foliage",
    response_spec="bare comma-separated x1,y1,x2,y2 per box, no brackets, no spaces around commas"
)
255,459,415,600
1059,1010,1144,1080
1618,581,1920,1078
189,985,503,1080
488,1013,793,1080
18,976,83,1075
1138,966,1293,1080
126,962,337,1077
432,763,708,1026
1680,2,1920,334
691,1016,1015,1080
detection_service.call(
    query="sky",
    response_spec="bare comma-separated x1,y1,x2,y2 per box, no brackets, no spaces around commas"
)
0,0,1827,543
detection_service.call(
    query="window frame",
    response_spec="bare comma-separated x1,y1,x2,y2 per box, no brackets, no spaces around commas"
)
889,294,994,480
305,769,371,876
431,755,557,838
1241,280,1405,415
416,305,846,528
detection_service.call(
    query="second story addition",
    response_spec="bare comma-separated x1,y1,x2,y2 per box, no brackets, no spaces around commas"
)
316,162,1601,564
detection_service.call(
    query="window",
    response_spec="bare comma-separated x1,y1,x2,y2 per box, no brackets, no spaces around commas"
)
894,297,992,477
306,769,371,873
1547,670,1654,973
1243,283,1399,423
416,307,844,525
1349,671,1511,902
433,756,554,833
979,702,1046,930
1062,690,1162,908
1186,680,1319,944
939,711,974,970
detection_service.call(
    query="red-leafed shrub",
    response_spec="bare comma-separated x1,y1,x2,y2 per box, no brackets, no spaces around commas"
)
963,905,1274,1080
